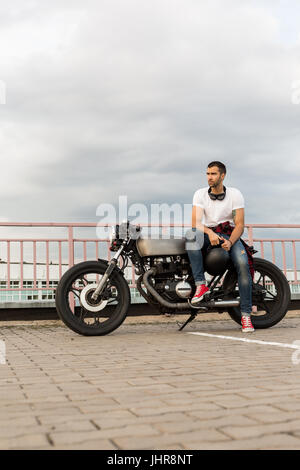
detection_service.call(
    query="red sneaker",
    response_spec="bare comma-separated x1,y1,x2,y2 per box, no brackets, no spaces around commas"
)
241,316,255,333
191,284,210,305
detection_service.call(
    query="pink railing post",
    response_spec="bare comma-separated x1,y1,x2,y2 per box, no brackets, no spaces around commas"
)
292,241,298,283
281,241,287,276
33,241,37,289
68,226,74,268
271,241,276,264
20,241,24,289
7,241,10,289
131,264,136,288
260,241,264,258
247,225,253,246
58,241,62,279
68,226,75,312
46,241,50,288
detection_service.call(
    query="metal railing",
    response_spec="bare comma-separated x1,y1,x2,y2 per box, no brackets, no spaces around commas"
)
0,222,299,303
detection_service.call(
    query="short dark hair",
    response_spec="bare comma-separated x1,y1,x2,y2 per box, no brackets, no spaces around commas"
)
207,161,226,175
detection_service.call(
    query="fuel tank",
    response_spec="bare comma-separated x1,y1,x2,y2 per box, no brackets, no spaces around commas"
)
136,237,186,257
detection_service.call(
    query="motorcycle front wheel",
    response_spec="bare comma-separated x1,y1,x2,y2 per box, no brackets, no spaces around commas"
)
226,257,291,329
55,260,130,336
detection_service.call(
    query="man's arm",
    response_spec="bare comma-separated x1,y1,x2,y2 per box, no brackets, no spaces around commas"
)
192,205,209,234
192,206,222,245
229,208,245,245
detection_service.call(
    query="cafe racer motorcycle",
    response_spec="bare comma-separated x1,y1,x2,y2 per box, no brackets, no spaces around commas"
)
55,221,291,336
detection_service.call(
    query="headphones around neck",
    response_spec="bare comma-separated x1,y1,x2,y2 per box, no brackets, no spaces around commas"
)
208,185,226,201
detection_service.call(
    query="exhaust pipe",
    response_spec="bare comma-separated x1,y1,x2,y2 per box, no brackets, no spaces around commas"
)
209,300,240,308
142,268,240,310
142,268,189,309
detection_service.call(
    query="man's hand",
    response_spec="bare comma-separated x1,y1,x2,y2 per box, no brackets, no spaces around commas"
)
208,231,223,246
219,236,232,251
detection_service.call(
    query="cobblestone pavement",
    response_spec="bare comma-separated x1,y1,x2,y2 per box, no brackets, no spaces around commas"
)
0,312,300,450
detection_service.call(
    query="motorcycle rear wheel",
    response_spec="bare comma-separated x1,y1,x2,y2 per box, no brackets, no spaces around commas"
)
226,258,291,329
55,260,130,336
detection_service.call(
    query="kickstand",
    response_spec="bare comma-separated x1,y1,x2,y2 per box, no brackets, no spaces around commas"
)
178,312,197,331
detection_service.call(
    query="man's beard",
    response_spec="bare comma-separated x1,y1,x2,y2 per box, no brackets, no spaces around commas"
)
210,179,222,188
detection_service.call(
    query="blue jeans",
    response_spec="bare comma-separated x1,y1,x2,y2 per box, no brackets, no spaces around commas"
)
185,230,252,315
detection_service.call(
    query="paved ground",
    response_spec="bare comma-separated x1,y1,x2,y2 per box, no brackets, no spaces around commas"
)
0,311,300,450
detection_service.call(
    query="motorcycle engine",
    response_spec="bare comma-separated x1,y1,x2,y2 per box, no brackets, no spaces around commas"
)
150,256,193,301
166,279,193,299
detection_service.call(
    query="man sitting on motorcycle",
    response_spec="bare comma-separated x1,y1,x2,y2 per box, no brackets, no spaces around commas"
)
186,161,254,333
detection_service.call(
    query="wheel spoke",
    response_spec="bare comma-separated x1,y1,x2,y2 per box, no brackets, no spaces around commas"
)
79,306,89,321
79,276,89,286
252,267,279,315
264,289,277,300
261,301,271,314
70,288,81,300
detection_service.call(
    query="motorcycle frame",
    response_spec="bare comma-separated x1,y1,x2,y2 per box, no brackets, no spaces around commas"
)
106,235,241,316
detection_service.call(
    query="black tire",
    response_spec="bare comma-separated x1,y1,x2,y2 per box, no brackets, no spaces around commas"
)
55,260,130,336
226,257,291,329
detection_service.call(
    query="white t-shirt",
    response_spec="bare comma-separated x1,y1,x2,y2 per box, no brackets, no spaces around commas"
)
192,186,245,227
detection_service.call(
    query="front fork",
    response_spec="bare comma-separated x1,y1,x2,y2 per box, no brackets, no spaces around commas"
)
91,241,127,300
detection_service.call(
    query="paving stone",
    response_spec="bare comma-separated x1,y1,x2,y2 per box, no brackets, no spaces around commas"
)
244,410,300,424
183,433,300,450
49,424,160,446
220,419,300,440
52,439,118,450
0,433,49,450
134,400,224,415
113,428,229,450
1,316,300,449
153,415,258,434
48,420,97,433
92,412,190,430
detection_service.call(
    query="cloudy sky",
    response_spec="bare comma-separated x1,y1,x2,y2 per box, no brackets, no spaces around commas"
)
1,0,300,234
